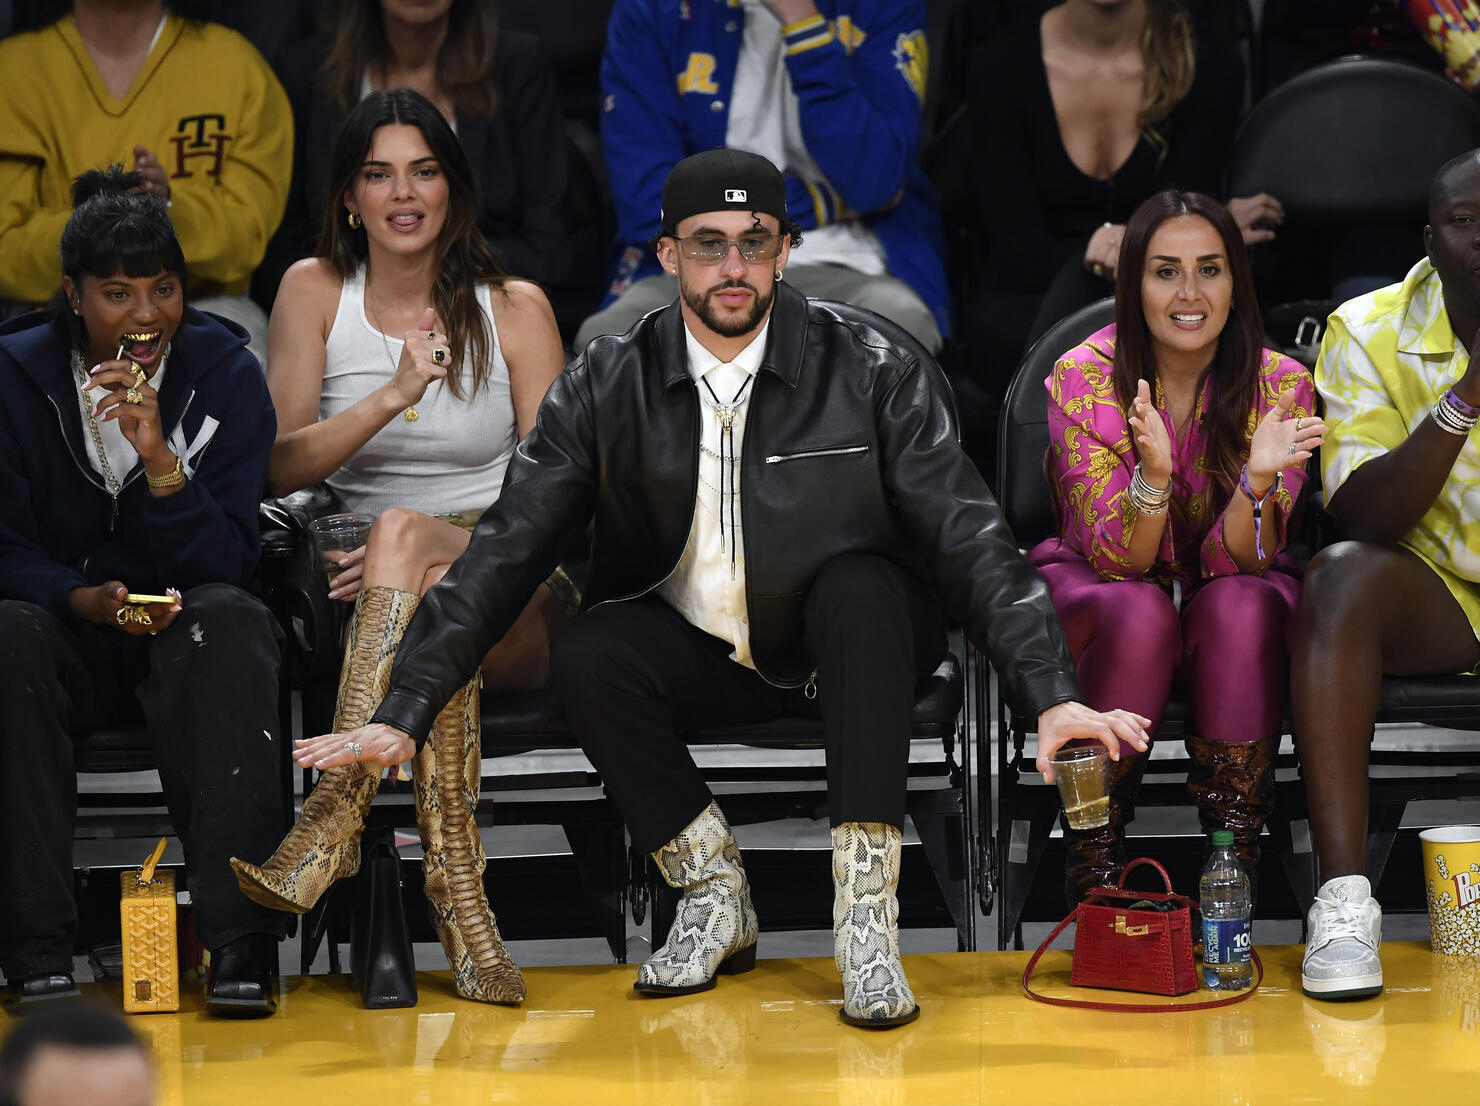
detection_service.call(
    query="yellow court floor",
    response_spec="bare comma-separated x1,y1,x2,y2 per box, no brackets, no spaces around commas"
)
18,942,1477,1105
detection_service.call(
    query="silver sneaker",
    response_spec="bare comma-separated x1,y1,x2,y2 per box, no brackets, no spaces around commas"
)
1302,875,1383,1000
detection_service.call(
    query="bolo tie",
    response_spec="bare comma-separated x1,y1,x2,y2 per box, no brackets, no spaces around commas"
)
701,372,753,580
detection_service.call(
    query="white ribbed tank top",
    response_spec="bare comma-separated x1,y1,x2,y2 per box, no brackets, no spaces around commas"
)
320,269,516,518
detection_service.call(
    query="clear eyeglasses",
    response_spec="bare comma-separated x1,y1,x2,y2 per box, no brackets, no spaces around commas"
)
673,234,783,263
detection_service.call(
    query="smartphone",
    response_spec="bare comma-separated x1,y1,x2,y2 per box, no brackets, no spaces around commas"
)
124,593,175,605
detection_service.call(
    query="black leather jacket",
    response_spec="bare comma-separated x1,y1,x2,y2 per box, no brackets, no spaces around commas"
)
372,282,1082,744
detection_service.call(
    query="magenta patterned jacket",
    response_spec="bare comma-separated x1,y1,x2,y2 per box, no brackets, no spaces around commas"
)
1031,323,1315,585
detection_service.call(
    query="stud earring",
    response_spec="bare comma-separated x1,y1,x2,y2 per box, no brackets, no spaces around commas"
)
347,211,362,230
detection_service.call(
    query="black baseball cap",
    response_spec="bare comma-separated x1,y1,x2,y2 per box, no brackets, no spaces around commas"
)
660,148,787,235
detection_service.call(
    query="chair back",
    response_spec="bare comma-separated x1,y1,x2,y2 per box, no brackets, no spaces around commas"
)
1225,56,1480,222
995,298,1116,549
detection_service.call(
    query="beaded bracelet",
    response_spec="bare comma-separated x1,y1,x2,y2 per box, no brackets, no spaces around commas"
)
1238,465,1280,560
1433,388,1480,436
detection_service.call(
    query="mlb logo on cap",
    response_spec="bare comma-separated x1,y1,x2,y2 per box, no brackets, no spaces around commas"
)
660,148,787,235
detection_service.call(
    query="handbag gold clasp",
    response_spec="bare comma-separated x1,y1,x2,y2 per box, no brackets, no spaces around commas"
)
1113,914,1150,937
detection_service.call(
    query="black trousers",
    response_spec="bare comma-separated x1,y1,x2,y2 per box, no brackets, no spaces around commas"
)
549,554,946,854
0,584,291,981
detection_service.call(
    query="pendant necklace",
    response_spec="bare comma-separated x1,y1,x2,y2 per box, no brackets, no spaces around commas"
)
700,373,752,580
367,284,426,423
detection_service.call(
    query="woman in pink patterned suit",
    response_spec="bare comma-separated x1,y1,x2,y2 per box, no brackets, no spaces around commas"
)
1031,190,1324,906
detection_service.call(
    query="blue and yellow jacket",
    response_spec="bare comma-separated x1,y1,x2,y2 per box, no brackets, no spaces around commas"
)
599,0,950,337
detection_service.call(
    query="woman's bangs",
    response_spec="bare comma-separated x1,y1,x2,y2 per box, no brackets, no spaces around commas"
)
80,216,187,285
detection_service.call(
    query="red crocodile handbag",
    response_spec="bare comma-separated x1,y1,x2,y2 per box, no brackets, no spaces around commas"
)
1023,858,1262,1012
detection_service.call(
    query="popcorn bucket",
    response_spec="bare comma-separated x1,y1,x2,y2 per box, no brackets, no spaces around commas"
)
1401,0,1480,90
1421,826,1480,955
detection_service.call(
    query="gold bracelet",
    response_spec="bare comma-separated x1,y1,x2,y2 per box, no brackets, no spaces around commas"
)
146,455,186,488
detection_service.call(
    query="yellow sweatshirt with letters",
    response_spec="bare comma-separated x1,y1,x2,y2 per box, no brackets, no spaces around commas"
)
0,14,292,303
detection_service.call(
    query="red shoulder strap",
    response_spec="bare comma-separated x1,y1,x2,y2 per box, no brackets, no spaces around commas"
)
1021,907,1264,1013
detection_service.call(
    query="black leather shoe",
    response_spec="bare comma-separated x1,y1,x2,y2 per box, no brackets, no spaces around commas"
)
2,973,80,1011
203,935,278,1018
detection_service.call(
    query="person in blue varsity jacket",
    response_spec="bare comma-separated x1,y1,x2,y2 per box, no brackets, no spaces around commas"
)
574,0,949,354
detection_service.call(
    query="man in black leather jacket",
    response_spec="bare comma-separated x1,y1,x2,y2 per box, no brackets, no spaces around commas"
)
295,149,1150,1027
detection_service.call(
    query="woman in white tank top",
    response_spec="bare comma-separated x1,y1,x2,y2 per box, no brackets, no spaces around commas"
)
240,91,566,1006
264,89,566,693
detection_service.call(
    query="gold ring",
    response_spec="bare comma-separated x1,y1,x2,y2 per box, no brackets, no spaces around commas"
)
115,607,129,625
1296,416,1305,430
432,348,446,364
125,388,143,405
132,364,148,386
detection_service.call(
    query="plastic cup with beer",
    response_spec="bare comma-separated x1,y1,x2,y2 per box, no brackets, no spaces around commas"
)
1420,825,1480,955
308,512,375,589
1051,745,1111,830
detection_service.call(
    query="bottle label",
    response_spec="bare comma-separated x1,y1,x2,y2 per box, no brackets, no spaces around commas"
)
1203,917,1251,966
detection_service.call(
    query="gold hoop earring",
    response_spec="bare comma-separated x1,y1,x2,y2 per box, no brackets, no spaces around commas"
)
347,212,362,230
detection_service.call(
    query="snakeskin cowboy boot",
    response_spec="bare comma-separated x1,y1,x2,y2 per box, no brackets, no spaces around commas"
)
1185,735,1277,906
635,800,759,995
413,671,525,1005
232,586,420,913
1063,751,1149,907
833,822,919,1029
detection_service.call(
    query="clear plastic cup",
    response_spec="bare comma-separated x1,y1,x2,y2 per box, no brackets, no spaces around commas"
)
1052,745,1110,829
308,512,374,588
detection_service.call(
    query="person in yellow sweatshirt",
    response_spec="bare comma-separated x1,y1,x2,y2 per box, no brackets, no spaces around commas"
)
0,0,292,362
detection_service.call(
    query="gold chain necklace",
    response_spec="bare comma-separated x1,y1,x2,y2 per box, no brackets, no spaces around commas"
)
366,283,426,424
73,349,122,496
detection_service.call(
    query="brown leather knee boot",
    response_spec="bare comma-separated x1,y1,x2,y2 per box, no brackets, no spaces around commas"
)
1185,735,1277,904
1063,752,1149,906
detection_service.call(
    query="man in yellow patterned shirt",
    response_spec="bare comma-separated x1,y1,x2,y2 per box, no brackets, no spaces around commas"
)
1296,150,1480,1002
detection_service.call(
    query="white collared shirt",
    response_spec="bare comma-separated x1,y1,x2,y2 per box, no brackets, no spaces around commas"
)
657,316,772,668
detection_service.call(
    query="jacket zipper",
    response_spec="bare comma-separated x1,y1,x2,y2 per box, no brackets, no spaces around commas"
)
589,380,815,694
764,444,869,464
47,386,197,535
48,394,119,531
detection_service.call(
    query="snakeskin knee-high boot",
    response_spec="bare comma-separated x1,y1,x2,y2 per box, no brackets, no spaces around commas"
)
833,822,919,1029
635,800,759,996
413,672,525,1005
232,586,420,914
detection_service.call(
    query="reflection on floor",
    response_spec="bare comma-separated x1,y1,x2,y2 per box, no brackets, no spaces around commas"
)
10,942,1474,1106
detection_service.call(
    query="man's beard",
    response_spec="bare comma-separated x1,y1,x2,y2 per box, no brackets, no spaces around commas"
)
682,277,775,338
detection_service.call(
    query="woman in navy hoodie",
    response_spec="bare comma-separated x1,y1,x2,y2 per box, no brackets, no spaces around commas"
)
0,167,287,1017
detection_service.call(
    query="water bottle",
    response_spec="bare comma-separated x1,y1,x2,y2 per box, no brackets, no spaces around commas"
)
1200,829,1253,990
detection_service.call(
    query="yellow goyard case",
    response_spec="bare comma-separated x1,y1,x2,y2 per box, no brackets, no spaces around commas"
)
120,837,179,1013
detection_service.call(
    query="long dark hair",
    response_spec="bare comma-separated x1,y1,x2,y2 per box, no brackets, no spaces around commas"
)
1112,189,1263,516
46,166,188,349
321,0,499,119
320,88,508,400
1140,0,1196,151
